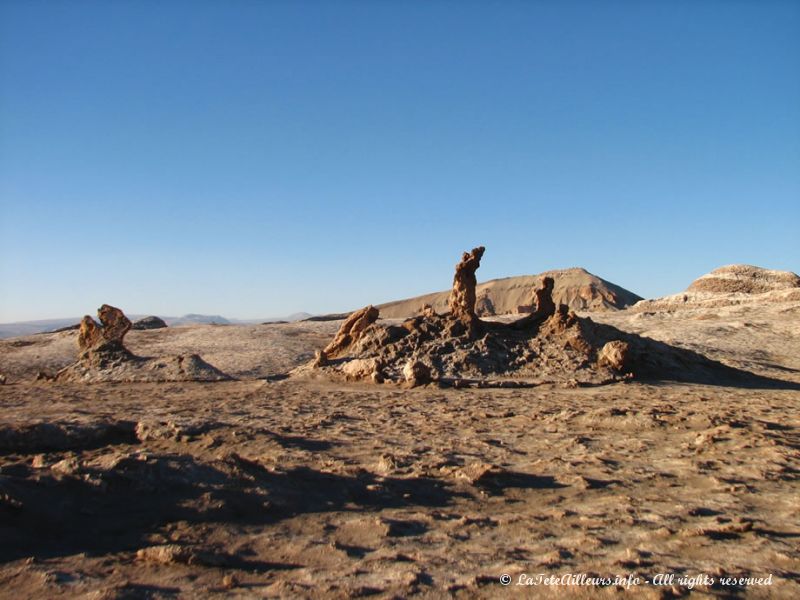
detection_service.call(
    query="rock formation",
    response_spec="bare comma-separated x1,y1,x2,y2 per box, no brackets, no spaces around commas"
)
448,246,485,323
296,247,626,386
77,304,132,359
54,305,229,383
513,277,556,328
324,305,379,358
377,267,642,318
598,340,630,373
688,265,800,294
402,360,431,386
632,265,800,312
132,316,168,330
298,246,762,388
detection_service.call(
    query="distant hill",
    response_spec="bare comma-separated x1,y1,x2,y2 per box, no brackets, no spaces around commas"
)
687,264,800,294
0,318,86,340
166,314,231,326
632,265,800,311
377,268,642,318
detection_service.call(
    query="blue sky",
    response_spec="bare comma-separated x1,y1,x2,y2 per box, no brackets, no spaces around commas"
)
1,1,798,321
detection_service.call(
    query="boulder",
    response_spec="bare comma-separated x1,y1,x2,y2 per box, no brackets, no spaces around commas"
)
341,358,383,382
402,360,431,387
132,316,168,330
598,340,631,372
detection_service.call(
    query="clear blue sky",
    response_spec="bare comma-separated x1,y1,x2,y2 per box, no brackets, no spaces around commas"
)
1,1,798,322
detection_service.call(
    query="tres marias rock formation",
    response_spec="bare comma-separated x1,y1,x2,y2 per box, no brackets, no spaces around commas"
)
296,246,646,387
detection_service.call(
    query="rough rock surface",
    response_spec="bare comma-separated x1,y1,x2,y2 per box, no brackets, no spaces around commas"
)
598,340,630,372
323,305,379,358
514,277,556,324
132,316,168,330
402,360,431,387
448,246,485,323
78,304,131,356
54,305,229,383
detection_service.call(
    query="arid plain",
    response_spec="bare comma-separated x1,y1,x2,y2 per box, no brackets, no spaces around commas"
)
1,260,799,599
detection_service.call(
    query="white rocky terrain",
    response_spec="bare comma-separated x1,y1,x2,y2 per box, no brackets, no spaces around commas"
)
632,265,800,312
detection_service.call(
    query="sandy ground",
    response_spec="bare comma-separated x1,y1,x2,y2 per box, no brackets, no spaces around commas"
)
1,304,799,599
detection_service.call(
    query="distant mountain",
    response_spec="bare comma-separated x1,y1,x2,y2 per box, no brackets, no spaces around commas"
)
166,314,231,326
0,311,316,339
376,268,642,319
0,318,85,339
283,312,314,322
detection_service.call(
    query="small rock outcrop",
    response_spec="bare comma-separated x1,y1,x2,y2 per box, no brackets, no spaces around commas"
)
324,305,379,358
598,340,630,372
54,305,229,383
448,246,485,324
78,304,131,357
513,277,556,328
132,316,168,330
402,360,431,387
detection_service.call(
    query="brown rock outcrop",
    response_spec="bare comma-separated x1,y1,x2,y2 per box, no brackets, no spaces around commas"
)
402,360,431,387
78,304,132,357
324,305,380,358
341,358,384,382
448,246,485,323
598,340,630,372
513,277,558,330
54,304,230,383
532,277,556,317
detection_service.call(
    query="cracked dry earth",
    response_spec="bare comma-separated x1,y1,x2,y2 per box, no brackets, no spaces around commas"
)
1,306,800,599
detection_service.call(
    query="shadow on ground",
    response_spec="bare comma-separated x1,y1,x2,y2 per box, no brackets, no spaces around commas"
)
0,451,468,563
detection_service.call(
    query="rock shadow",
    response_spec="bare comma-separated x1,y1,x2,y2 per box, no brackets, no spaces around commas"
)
587,321,800,390
0,452,466,563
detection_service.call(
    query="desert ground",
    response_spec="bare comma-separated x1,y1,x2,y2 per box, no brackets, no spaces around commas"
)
2,271,800,599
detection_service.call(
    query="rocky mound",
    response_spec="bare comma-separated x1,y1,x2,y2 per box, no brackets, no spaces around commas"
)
53,305,230,383
296,248,765,388
132,316,168,330
377,268,641,318
688,265,800,294
633,265,800,312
